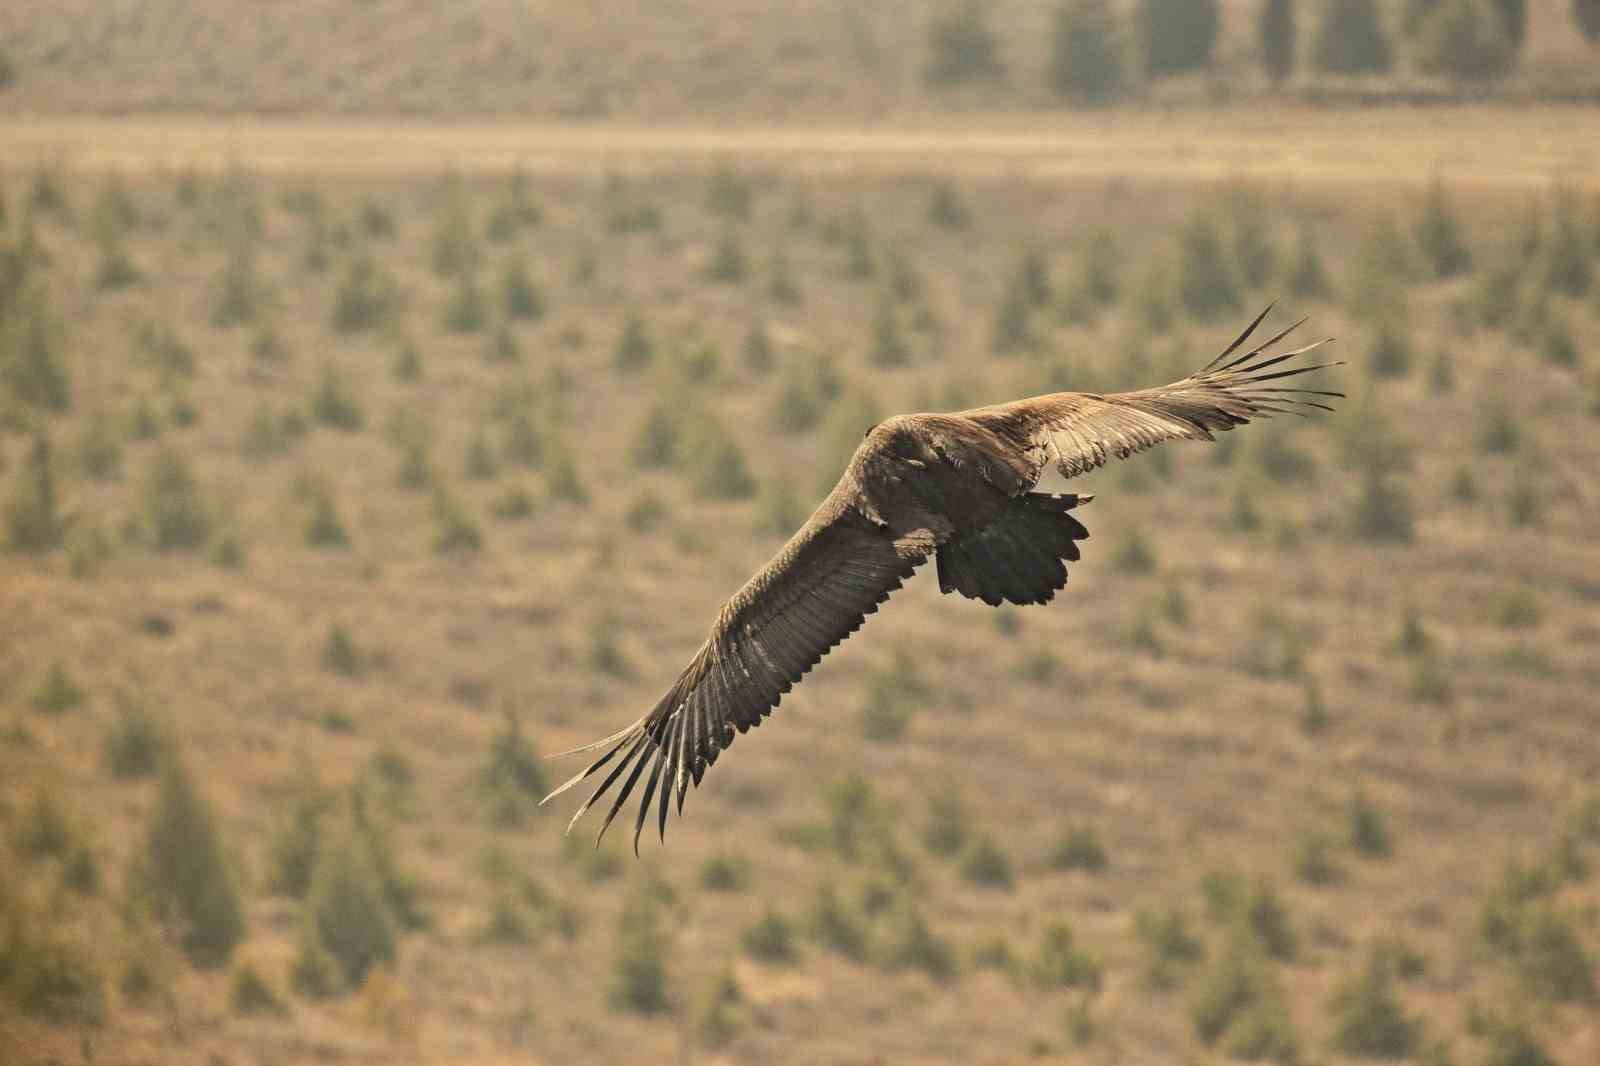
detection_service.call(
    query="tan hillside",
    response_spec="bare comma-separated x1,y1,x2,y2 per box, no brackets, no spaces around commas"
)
2,113,1600,1064
0,0,1598,118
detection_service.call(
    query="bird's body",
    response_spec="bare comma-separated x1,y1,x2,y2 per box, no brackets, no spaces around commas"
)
544,308,1338,849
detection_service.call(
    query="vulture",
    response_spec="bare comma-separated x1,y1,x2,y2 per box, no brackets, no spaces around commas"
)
544,306,1337,850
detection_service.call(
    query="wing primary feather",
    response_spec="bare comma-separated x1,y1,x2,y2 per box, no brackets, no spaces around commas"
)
542,724,640,806
657,717,677,842
671,700,691,814
692,678,714,784
564,730,650,835
544,720,645,762
1221,339,1316,378
1227,337,1329,377
1213,317,1306,373
1199,302,1275,372
550,519,931,844
1237,360,1343,385
631,735,670,856
1248,387,1345,398
596,733,658,848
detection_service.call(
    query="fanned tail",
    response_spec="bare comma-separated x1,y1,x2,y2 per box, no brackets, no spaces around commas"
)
937,492,1092,607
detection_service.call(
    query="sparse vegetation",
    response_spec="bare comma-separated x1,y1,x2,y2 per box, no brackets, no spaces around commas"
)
614,314,653,371
882,907,957,981
960,835,1016,889
311,364,365,430
1192,933,1299,1062
1244,880,1298,961
104,698,166,778
1259,0,1297,84
1051,825,1109,872
1328,947,1420,1057
481,713,547,827
926,2,1005,86
1314,0,1392,72
231,959,289,1016
4,435,66,553
143,447,210,551
30,663,85,715
0,149,1593,1066
1033,921,1102,991
1369,321,1413,378
743,908,799,963
1350,792,1393,857
332,255,401,332
443,270,487,333
1177,213,1241,320
1352,471,1416,543
611,892,671,1014
1115,530,1158,574
306,812,397,987
138,756,246,968
0,895,106,1025
1140,0,1220,77
304,485,351,547
1051,0,1125,104
1416,181,1473,278
1415,0,1517,81
810,882,869,961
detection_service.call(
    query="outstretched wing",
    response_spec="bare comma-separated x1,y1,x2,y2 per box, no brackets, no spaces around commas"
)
542,504,932,851
965,307,1340,483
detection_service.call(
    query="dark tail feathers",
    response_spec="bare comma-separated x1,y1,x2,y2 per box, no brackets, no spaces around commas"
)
936,493,1091,607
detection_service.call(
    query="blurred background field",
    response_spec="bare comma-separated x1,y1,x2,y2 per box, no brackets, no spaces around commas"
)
2,4,1600,1066
2,0,1600,114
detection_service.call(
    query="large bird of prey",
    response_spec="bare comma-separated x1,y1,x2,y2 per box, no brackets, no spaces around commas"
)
544,307,1337,850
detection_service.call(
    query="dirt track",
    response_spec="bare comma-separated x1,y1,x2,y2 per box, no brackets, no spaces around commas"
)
2,109,1598,187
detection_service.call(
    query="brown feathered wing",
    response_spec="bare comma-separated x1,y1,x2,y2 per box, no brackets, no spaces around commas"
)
962,306,1339,484
541,504,932,851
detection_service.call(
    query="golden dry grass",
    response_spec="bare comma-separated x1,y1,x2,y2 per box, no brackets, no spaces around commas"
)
2,116,1599,1065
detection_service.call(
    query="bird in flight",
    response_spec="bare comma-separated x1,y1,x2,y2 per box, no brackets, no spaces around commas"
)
544,307,1337,850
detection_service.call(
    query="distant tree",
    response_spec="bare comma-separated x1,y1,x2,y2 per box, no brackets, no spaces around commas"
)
1412,0,1525,44
4,435,66,554
611,894,671,1013
1494,0,1527,46
143,448,210,552
1313,0,1393,73
926,2,1005,86
928,181,971,228
1050,0,1126,104
1415,0,1517,80
1177,214,1241,320
307,816,396,987
1328,949,1421,1058
143,758,245,967
1140,0,1221,77
1415,180,1473,277
614,315,653,371
2,289,70,412
1580,0,1600,43
1259,0,1297,84
1404,0,1437,34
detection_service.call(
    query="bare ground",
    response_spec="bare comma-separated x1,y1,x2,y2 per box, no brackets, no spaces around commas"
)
3,108,1600,189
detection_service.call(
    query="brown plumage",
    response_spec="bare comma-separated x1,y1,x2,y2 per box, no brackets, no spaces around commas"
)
543,307,1338,850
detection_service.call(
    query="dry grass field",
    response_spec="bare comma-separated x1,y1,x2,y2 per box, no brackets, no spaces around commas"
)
2,111,1600,1066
